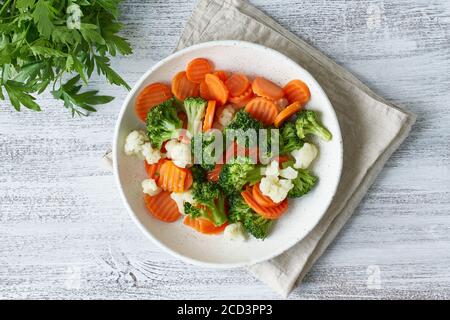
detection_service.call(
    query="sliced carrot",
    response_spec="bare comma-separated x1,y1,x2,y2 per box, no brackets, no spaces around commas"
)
273,101,303,128
158,160,188,192
144,158,167,180
178,111,188,130
244,97,279,125
207,164,223,182
202,100,216,132
135,83,173,122
205,73,229,106
144,192,181,222
252,183,278,208
183,215,227,234
283,79,311,105
252,77,284,101
228,85,254,107
225,73,250,97
213,70,228,82
186,58,213,84
172,71,199,100
241,188,288,219
199,80,212,100
184,169,193,190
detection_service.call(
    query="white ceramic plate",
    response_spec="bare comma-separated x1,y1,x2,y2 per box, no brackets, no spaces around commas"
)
113,40,343,268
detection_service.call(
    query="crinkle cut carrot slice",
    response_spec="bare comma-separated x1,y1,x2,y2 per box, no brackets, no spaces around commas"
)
144,192,181,222
184,169,193,190
273,101,303,128
172,71,199,100
186,58,213,84
199,80,212,100
204,73,229,105
225,73,250,97
202,100,216,132
144,158,167,180
244,96,279,125
183,215,227,234
241,188,288,219
228,85,254,106
252,77,284,101
283,79,311,105
158,160,188,192
135,83,172,122
213,70,228,82
252,183,278,208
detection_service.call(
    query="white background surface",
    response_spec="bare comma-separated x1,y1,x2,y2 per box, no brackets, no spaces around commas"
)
0,0,449,299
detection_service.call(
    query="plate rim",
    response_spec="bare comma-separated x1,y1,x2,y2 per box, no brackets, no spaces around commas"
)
113,40,343,268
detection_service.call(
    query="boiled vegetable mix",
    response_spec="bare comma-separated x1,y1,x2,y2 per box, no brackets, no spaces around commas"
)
124,56,332,240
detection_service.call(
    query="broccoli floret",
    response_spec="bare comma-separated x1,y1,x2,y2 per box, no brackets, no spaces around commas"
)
224,109,262,147
228,193,273,239
190,165,207,183
184,97,207,137
146,98,183,149
244,214,274,240
218,156,262,195
188,181,227,226
295,110,332,141
280,122,303,153
288,168,318,198
191,132,219,171
227,192,253,223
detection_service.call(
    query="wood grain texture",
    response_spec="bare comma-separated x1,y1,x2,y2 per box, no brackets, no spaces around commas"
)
0,0,449,299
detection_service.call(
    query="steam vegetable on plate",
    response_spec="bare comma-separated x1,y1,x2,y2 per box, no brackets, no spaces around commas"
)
123,57,332,240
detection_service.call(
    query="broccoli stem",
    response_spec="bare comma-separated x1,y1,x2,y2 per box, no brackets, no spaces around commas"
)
310,126,332,141
204,195,227,226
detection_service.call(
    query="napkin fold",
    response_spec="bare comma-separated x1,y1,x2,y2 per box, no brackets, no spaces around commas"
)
174,0,416,297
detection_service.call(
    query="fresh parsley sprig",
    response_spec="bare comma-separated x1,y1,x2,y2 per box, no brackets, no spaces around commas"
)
0,0,132,116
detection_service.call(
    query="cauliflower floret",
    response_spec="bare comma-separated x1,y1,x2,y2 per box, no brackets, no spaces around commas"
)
141,142,163,165
280,166,298,180
124,130,148,157
261,159,298,181
142,178,161,196
170,190,195,215
261,160,280,177
218,105,235,127
165,139,192,168
291,142,318,169
259,175,293,203
224,222,247,242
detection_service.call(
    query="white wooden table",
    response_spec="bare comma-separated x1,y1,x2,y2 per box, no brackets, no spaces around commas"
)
1,0,449,299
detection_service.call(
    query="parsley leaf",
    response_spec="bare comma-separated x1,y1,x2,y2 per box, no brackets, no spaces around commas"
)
52,75,114,116
0,0,132,116
32,0,56,39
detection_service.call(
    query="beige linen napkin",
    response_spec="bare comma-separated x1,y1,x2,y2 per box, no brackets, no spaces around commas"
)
105,0,416,297
174,0,416,297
